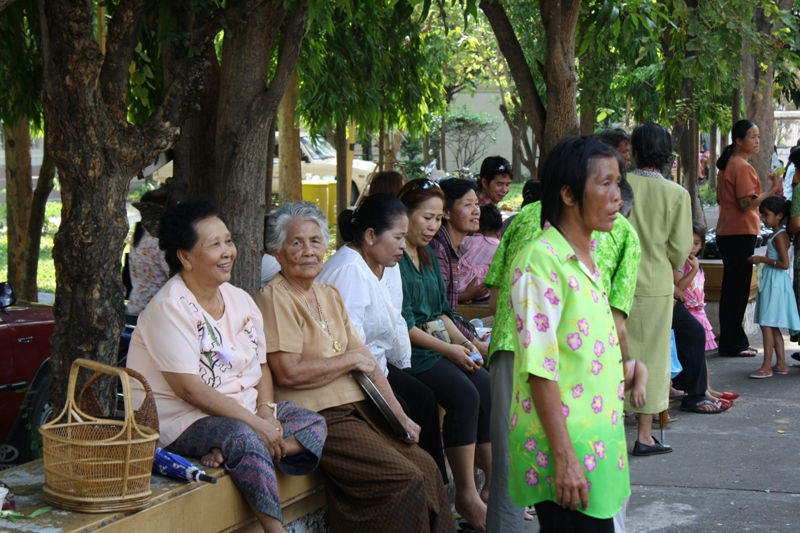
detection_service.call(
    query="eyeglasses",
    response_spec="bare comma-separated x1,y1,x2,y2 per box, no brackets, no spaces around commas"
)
493,163,511,174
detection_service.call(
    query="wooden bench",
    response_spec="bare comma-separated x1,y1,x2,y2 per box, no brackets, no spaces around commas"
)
0,459,325,533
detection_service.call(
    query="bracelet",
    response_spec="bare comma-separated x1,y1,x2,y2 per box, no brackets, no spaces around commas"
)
460,340,471,347
256,401,276,410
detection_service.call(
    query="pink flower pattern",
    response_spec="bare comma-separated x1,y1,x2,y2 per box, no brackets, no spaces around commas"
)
611,410,618,426
526,468,539,486
567,333,582,351
618,382,625,400
572,384,584,399
512,268,523,286
536,451,549,468
522,398,532,414
524,330,532,348
591,360,603,375
591,395,603,414
594,340,605,358
593,441,606,459
544,288,560,306
568,276,580,292
562,403,570,418
516,314,524,333
510,413,518,430
618,456,625,471
525,438,538,452
534,313,550,332
591,290,599,303
546,246,557,257
550,270,558,283
584,454,597,472
543,357,557,373
590,238,598,252
608,332,616,347
577,318,589,336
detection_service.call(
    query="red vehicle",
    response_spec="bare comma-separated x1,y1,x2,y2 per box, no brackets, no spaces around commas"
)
0,282,53,467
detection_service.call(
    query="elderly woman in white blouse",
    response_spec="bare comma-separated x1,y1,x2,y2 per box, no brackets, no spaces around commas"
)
317,193,447,483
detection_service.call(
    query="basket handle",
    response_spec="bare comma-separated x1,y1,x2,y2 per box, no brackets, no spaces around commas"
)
67,358,136,423
78,366,160,433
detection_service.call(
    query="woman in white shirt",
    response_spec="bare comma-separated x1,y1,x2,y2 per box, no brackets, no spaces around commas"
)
318,194,447,483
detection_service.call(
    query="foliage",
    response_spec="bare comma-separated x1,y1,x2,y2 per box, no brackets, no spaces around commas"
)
0,0,42,131
0,201,60,293
698,184,718,207
429,105,498,169
299,0,446,137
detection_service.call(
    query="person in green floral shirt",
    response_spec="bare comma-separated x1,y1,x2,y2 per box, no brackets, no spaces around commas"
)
485,187,640,531
508,137,631,531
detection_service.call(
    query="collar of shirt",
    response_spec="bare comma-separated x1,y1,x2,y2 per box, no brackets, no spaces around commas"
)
631,168,664,180
433,225,463,258
477,191,493,206
541,225,603,285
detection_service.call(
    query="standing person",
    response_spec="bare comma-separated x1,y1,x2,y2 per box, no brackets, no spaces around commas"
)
127,191,170,315
398,179,492,532
787,147,800,358
476,156,513,206
599,127,632,169
716,119,782,357
508,136,629,531
748,195,800,378
318,194,448,483
626,122,694,454
430,178,490,354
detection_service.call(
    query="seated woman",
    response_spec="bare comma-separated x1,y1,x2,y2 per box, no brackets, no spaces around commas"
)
256,201,454,533
429,178,489,355
398,179,492,532
127,200,326,533
508,137,630,531
317,194,448,483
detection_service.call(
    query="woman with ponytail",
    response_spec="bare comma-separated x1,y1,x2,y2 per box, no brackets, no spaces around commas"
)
716,120,782,357
317,194,448,484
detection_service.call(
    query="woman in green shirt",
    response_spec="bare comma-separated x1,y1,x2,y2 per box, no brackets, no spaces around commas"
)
398,179,492,533
508,137,630,532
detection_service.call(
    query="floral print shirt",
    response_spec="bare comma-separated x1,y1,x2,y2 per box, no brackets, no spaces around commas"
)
127,230,169,315
507,226,630,519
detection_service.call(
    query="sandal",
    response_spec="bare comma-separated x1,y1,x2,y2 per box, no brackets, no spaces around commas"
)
717,399,733,411
772,366,789,375
749,370,773,379
720,392,740,400
680,399,722,414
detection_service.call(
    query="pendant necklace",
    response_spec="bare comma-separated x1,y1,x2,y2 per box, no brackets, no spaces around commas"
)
285,281,342,352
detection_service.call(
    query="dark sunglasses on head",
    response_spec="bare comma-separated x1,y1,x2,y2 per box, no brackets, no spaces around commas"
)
494,163,511,174
406,179,440,194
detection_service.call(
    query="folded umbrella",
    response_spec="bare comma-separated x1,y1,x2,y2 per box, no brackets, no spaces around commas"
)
153,447,217,483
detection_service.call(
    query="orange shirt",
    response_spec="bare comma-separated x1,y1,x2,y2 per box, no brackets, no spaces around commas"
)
716,156,761,236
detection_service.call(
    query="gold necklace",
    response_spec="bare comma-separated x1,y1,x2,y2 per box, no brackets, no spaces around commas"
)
216,290,224,316
284,281,342,352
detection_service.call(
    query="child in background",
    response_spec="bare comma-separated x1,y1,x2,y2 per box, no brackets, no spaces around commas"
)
458,204,503,300
748,195,800,378
674,221,738,408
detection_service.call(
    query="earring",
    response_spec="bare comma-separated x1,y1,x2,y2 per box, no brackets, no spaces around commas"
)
369,242,374,246
184,263,193,271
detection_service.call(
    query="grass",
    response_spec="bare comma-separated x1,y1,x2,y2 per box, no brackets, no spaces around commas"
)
500,181,525,212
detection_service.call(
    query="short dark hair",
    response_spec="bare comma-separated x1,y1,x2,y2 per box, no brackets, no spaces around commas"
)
338,193,409,244
788,145,800,168
631,122,673,171
478,156,512,188
368,171,405,197
438,178,477,210
759,194,790,226
540,136,624,230
522,179,541,207
479,204,503,235
598,128,630,151
159,199,223,273
692,220,707,256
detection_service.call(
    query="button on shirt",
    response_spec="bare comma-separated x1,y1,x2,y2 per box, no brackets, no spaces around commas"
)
507,226,630,519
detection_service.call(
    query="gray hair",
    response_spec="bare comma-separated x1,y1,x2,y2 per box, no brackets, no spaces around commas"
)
265,201,330,254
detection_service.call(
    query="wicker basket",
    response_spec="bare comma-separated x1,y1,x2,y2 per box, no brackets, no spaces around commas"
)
39,358,159,513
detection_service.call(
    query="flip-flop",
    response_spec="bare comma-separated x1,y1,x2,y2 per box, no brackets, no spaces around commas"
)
680,399,722,414
719,350,758,357
720,392,740,400
748,346,760,353
749,370,773,379
717,399,733,411
771,366,789,375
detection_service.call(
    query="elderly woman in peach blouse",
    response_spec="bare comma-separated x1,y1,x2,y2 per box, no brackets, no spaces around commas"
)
127,200,326,533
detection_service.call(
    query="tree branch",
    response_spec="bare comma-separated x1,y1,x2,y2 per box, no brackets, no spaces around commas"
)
479,0,546,144
0,0,17,13
99,0,146,121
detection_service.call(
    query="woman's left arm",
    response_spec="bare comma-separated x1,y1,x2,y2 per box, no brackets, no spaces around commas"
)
773,231,791,270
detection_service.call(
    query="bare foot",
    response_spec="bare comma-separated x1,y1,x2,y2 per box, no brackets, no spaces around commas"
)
706,388,721,400
524,510,535,521
201,447,224,468
455,491,487,532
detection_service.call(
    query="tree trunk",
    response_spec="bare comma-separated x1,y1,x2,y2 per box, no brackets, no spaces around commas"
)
265,116,276,213
679,113,703,222
215,0,308,296
20,144,56,302
278,72,302,203
741,1,790,187
439,116,447,172
579,92,595,136
335,120,348,246
4,118,33,292
709,124,718,189
378,112,385,171
168,47,220,199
